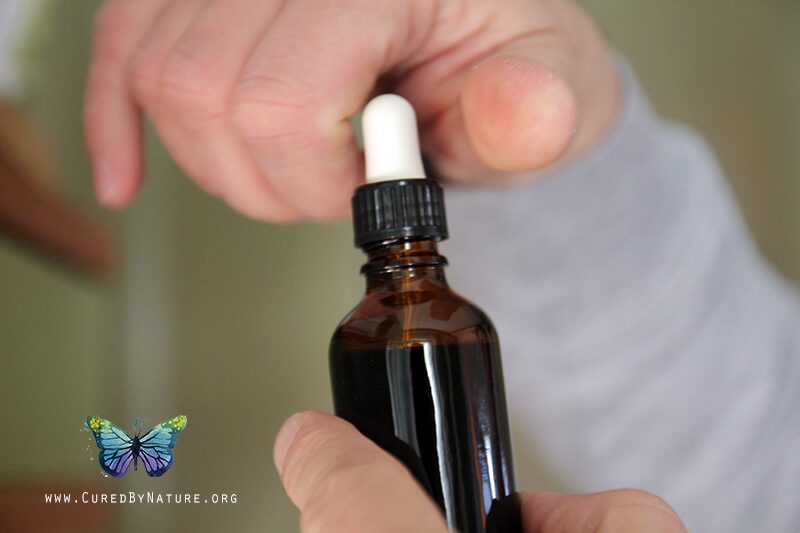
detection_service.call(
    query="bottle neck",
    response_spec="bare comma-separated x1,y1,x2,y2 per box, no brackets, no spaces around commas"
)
361,238,448,291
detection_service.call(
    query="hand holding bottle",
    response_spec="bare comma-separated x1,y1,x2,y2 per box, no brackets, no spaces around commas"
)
84,0,619,221
274,411,687,533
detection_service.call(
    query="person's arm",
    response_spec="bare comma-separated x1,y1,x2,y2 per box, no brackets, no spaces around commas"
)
444,59,800,533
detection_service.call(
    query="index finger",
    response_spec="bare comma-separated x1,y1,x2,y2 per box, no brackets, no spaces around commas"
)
84,0,163,207
274,410,449,533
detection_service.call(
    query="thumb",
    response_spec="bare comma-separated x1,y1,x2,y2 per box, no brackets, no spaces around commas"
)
274,410,449,533
459,13,618,175
461,51,577,172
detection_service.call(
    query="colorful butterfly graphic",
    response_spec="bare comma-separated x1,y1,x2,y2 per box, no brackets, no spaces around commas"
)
85,415,187,477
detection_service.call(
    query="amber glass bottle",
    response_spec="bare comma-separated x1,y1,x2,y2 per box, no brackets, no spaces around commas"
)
330,173,521,532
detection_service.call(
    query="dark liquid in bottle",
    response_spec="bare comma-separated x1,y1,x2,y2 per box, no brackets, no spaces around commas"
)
330,340,522,533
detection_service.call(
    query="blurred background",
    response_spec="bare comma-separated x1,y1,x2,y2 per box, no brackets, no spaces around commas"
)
0,1,797,531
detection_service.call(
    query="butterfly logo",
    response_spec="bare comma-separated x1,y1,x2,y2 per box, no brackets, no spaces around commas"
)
85,415,187,477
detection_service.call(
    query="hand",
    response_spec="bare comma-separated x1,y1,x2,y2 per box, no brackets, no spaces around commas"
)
274,411,687,533
85,0,619,221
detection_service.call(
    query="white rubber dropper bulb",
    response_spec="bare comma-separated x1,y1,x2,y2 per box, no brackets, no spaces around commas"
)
362,94,426,183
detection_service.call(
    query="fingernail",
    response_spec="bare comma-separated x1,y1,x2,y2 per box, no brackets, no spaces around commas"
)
274,413,305,477
93,157,118,207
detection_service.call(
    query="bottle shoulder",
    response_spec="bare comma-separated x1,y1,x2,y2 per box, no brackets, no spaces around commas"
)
332,281,497,348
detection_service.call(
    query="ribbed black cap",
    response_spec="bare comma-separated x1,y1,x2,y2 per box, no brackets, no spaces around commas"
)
352,179,448,249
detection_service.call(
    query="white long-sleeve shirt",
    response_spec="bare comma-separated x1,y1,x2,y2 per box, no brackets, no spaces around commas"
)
444,60,800,532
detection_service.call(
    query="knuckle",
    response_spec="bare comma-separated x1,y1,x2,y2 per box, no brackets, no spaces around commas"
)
91,1,135,67
159,49,227,121
321,460,378,499
224,195,299,224
301,461,391,529
231,77,316,147
93,1,126,43
128,50,160,104
282,423,338,498
283,420,372,500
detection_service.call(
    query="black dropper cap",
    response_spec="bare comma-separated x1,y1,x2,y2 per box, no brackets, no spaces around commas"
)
352,178,448,249
351,94,448,250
